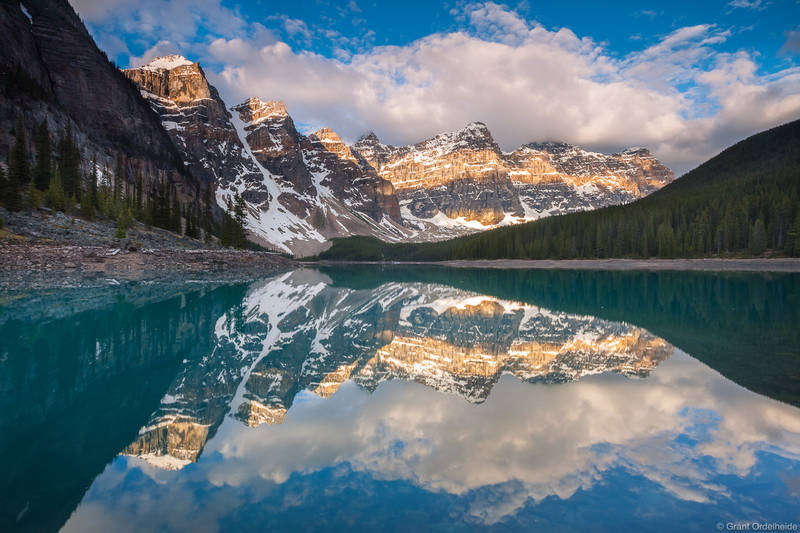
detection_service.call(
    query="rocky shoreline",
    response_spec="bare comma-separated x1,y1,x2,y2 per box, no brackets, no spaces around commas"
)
0,244,295,290
0,244,294,279
0,209,296,291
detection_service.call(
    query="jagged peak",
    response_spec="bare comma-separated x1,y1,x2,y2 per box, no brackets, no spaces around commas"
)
414,121,498,154
618,146,652,156
139,55,194,71
232,97,289,125
461,121,490,133
234,97,287,115
310,126,343,144
523,140,574,151
442,121,493,142
356,131,380,145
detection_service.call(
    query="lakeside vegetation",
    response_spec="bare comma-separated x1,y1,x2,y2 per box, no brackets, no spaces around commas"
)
318,118,800,261
0,117,250,248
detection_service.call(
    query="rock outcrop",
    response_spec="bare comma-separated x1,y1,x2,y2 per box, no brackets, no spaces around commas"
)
123,57,269,208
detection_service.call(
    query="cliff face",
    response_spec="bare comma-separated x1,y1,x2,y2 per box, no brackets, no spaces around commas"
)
123,57,267,203
0,0,203,202
232,97,402,228
123,57,409,254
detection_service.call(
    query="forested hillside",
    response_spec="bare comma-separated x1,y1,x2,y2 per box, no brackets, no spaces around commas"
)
318,118,800,261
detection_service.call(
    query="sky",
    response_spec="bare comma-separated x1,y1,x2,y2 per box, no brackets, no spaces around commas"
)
69,0,800,174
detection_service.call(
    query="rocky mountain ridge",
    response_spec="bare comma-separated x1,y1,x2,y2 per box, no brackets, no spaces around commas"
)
122,55,674,256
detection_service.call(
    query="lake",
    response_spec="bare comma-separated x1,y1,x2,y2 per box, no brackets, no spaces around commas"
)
1,267,799,532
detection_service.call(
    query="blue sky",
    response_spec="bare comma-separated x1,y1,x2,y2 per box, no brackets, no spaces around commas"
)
235,0,797,67
71,0,800,173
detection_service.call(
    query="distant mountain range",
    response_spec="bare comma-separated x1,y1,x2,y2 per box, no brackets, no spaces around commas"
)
1,1,675,256
319,117,800,260
122,55,673,255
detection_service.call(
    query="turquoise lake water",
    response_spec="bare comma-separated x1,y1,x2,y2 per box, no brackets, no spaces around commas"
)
1,267,799,532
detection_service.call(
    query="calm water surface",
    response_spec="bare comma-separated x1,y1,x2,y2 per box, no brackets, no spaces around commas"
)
1,267,799,532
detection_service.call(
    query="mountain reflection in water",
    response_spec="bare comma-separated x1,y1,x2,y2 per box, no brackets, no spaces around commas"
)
1,268,798,533
121,270,674,469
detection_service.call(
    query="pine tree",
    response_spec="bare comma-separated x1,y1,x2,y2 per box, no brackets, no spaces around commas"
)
59,123,81,199
0,165,6,206
33,119,52,191
750,219,767,255
45,168,66,212
89,156,99,209
5,119,29,211
185,204,201,239
80,155,97,219
233,193,247,248
220,196,233,247
113,152,124,203
134,169,143,219
143,186,154,228
201,186,213,242
657,222,677,257
170,188,182,233
27,180,41,210
114,216,127,238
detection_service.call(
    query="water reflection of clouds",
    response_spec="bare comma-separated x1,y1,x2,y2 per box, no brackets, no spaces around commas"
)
63,350,800,530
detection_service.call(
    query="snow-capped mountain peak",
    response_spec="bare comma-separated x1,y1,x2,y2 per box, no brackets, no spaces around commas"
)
139,54,194,71
234,97,290,125
123,56,674,256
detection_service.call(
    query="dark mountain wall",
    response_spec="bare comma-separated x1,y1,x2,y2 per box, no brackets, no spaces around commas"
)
0,0,204,200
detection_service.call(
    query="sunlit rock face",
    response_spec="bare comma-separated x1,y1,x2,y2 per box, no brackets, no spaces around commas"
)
123,57,267,203
122,56,672,254
122,419,210,470
352,125,674,230
233,97,402,223
122,271,673,468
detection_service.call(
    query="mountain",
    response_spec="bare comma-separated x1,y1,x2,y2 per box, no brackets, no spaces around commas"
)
318,118,800,261
124,56,413,254
0,1,205,207
120,270,673,469
352,125,672,229
123,55,673,255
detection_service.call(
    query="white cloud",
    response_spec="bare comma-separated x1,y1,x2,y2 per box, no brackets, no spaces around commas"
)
72,0,800,175
207,4,800,174
71,0,246,61
61,350,800,530
727,0,770,10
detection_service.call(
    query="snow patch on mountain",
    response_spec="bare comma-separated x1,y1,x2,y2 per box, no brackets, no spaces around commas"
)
141,55,194,71
224,110,326,253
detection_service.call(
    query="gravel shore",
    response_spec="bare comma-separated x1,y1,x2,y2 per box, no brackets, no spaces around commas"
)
0,244,295,289
0,209,296,290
